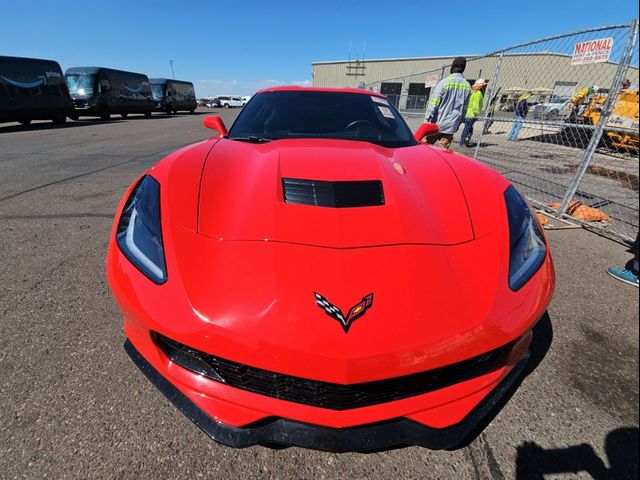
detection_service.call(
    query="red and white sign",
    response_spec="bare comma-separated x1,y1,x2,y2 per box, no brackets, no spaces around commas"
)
425,74,439,88
571,37,613,65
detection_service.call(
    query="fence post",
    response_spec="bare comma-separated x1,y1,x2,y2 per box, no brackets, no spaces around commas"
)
473,52,504,159
557,19,639,215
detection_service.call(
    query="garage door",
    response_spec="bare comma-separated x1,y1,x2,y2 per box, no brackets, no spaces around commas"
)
380,82,402,107
553,81,578,98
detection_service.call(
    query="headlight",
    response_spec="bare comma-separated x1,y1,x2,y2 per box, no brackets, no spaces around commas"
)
504,186,546,291
116,175,167,284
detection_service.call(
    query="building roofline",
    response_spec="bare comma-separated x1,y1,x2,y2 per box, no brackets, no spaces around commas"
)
311,51,585,66
312,55,482,65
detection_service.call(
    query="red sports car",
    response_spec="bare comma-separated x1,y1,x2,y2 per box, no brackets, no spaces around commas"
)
107,87,554,452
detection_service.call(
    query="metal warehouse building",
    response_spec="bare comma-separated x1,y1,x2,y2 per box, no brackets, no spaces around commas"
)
311,53,639,112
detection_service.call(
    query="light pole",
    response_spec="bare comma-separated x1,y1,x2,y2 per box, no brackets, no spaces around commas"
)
169,60,175,79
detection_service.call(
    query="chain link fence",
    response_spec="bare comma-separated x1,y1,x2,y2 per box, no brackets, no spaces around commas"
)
367,22,639,243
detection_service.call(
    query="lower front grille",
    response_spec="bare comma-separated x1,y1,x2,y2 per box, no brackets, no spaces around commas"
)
153,333,515,411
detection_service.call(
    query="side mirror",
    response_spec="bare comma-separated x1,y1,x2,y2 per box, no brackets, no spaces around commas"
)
203,115,228,137
414,122,439,142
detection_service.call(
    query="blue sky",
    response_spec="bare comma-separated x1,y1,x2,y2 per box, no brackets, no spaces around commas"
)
1,0,638,96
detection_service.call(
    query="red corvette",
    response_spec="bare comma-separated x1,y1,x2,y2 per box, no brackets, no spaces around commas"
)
107,87,554,452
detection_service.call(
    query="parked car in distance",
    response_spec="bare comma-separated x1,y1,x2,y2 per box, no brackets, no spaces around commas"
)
241,95,252,106
530,97,571,121
65,67,155,120
150,78,197,114
207,97,221,108
0,55,74,126
218,96,243,108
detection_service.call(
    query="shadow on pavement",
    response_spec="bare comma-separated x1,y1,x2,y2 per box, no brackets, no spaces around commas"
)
0,111,209,134
525,127,593,148
457,141,499,150
515,427,639,480
0,119,124,133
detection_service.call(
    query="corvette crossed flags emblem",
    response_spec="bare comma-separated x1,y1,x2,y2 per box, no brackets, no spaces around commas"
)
314,292,374,333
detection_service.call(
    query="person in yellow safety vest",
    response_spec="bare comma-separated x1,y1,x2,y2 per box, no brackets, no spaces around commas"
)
459,79,488,147
424,57,471,149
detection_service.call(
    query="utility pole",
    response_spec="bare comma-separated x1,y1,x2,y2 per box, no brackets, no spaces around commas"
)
169,60,175,79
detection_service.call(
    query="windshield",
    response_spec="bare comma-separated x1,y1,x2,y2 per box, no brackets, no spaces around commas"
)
151,84,165,100
228,91,417,148
66,74,96,95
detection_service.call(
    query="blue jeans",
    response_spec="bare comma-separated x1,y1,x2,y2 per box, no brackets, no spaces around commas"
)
460,118,476,145
508,116,524,140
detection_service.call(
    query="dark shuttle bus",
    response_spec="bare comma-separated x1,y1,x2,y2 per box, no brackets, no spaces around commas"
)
0,56,74,126
149,78,197,114
65,67,155,120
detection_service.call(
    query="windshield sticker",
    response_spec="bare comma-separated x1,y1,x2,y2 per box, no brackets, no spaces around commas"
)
378,106,395,118
371,96,389,105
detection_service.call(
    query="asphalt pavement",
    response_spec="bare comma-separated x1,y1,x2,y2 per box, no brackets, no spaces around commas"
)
0,110,638,479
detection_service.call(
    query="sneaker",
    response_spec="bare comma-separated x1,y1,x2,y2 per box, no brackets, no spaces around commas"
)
607,266,639,287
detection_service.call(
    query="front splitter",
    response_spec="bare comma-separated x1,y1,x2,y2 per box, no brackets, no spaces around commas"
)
124,339,530,452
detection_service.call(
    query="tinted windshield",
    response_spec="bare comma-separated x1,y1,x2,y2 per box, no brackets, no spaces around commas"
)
151,84,165,99
173,83,195,100
229,91,417,148
66,74,96,95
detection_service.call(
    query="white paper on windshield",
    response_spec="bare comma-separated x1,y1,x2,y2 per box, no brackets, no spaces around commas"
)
378,106,395,118
371,96,389,105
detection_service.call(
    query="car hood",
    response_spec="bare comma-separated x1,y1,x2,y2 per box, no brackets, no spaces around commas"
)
197,139,474,248
111,138,553,384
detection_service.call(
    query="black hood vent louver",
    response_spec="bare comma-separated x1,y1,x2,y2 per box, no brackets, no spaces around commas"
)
282,178,384,208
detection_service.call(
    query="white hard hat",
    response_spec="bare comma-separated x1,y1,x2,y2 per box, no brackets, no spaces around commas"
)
473,78,488,87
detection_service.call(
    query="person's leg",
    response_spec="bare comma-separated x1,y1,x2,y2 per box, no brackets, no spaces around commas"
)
466,119,475,145
512,116,523,140
507,119,517,140
607,231,639,287
629,231,639,273
460,120,472,145
633,232,640,275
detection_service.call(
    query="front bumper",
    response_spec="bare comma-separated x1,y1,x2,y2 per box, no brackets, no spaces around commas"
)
125,338,530,452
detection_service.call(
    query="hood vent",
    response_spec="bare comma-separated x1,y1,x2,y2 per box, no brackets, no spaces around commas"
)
282,178,384,208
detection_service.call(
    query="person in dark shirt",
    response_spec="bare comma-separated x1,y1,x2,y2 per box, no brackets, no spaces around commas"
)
508,93,530,141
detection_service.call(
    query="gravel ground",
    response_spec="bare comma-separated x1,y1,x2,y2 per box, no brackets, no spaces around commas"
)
1,110,638,479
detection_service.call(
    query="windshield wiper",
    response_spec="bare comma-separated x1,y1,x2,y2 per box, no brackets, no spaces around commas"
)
230,136,273,143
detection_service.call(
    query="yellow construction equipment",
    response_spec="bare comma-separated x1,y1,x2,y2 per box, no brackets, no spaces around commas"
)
569,87,639,151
